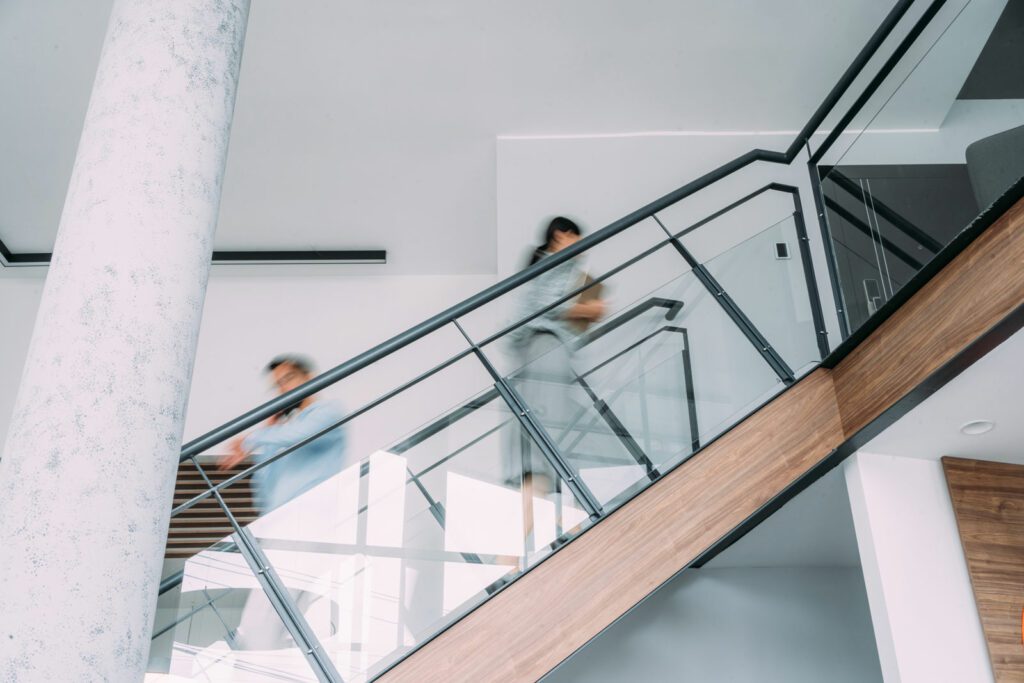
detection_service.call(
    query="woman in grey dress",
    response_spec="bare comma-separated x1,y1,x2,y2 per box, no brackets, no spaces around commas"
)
507,217,605,546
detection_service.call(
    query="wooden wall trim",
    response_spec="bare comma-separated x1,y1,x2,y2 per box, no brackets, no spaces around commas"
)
379,197,1024,683
943,457,1024,681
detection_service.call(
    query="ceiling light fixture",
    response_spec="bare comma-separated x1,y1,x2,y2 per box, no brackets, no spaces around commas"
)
960,420,995,436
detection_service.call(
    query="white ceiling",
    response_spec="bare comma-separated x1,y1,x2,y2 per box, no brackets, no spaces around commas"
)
0,0,898,273
865,324,1024,464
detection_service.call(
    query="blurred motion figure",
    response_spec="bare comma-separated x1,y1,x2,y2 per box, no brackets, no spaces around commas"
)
220,354,347,512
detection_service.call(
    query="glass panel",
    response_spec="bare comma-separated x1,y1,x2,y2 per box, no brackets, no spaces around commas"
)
813,0,1022,336
215,357,593,682
559,326,697,475
477,242,785,510
658,181,796,251
149,461,319,681
698,214,822,377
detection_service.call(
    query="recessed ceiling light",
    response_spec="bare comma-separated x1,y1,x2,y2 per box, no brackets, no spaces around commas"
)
960,420,995,436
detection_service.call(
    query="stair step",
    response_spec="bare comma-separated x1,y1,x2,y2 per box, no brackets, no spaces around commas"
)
172,507,261,515
165,464,260,560
166,528,247,537
172,493,250,502
170,515,257,525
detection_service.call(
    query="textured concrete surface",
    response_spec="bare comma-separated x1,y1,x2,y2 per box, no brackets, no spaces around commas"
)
0,0,249,678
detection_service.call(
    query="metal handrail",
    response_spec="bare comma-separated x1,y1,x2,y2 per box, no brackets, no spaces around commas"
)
179,0,920,461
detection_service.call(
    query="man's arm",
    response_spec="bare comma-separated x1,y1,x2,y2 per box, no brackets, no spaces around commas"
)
246,403,346,451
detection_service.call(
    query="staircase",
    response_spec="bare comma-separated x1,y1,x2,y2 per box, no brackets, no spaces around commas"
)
166,462,255,560
150,1,1024,680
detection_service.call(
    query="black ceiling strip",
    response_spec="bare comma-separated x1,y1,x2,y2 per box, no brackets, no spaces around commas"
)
211,249,386,263
0,236,385,267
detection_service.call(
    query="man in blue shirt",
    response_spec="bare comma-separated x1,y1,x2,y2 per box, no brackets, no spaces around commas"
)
219,354,346,513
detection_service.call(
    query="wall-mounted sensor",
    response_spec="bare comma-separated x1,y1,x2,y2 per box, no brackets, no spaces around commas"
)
774,242,790,259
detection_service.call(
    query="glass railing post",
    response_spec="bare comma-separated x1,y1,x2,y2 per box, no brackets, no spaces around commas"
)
571,371,659,482
235,527,343,683
653,217,796,383
451,321,604,518
785,184,832,359
492,380,603,518
680,329,701,452
190,458,343,683
404,466,491,572
805,152,853,339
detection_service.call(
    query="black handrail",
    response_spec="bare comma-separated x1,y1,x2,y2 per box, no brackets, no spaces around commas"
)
179,0,919,461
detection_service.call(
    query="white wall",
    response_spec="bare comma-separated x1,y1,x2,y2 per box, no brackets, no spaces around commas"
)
544,566,883,683
822,98,1024,167
844,451,994,683
0,275,45,450
0,271,496,455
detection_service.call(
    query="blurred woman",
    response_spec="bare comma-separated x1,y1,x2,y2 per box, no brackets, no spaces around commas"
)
506,217,605,549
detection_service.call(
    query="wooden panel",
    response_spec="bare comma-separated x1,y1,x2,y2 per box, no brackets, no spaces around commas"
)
943,457,1024,682
832,196,1024,436
381,370,845,683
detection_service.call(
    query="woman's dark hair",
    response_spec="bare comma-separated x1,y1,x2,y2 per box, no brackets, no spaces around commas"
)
528,216,582,266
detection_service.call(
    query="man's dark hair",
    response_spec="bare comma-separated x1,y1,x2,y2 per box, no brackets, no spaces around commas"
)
265,354,315,375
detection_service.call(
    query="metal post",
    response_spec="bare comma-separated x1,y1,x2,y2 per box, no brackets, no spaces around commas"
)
806,151,853,339
680,330,701,453
450,321,603,518
493,379,604,518
573,372,659,482
655,219,795,384
190,460,343,683
787,186,832,359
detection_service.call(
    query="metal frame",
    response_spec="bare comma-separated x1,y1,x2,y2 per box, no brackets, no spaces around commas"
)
168,297,688,520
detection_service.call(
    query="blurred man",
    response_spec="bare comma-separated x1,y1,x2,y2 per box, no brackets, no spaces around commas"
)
217,354,347,651
219,354,346,513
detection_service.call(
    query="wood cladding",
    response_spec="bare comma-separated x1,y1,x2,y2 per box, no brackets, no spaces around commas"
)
381,198,1024,683
832,197,1024,436
944,457,1024,682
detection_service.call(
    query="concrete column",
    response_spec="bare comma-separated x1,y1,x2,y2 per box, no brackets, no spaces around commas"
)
0,1,249,679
